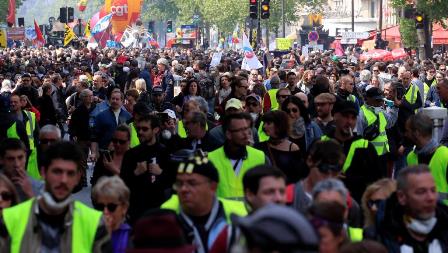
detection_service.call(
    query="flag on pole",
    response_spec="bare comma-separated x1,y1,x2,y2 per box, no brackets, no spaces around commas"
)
34,20,46,47
78,0,88,12
91,13,113,35
64,24,77,46
7,0,16,27
241,33,262,71
84,19,91,38
232,24,239,44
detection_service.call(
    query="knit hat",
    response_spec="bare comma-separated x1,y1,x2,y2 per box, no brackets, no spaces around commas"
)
171,149,219,183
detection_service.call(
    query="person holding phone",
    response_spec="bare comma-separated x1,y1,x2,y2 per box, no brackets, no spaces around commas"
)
91,125,131,186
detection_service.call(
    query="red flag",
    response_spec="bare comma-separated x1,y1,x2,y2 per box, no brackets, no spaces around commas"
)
34,20,46,47
6,0,16,27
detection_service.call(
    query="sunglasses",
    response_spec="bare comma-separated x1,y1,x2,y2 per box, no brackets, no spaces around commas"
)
0,191,12,201
286,108,298,113
317,163,341,173
112,138,128,145
367,199,382,209
440,69,446,71
94,202,119,212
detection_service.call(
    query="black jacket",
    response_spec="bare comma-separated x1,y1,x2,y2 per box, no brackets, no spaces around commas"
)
365,194,448,253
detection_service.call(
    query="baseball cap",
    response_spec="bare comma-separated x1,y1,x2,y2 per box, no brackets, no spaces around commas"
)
225,98,243,111
332,100,359,116
245,93,261,104
163,109,176,120
152,86,164,94
185,67,194,73
365,87,384,100
232,204,319,252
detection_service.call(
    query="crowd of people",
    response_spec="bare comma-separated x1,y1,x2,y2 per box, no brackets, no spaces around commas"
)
0,44,448,253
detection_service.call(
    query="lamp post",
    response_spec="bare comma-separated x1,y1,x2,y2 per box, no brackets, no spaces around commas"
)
282,0,285,37
351,0,354,31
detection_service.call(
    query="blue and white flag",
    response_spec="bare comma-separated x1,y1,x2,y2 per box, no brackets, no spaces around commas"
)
91,13,112,35
241,33,262,71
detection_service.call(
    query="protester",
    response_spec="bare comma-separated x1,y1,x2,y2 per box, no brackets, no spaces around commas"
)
361,178,396,228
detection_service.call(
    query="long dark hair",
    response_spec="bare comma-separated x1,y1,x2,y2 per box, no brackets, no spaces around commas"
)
183,78,201,96
281,95,311,124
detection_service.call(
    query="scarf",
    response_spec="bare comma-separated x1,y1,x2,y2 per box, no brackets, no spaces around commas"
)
218,88,231,104
415,139,439,156
292,117,306,138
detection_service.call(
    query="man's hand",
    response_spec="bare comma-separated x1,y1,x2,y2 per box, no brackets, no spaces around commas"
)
12,169,34,198
134,161,147,176
148,163,162,175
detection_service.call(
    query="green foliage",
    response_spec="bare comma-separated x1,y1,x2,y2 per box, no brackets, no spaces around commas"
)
0,0,23,25
399,18,418,49
390,0,448,23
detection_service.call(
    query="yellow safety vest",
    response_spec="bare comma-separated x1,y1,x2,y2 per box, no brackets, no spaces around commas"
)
3,199,102,253
267,89,279,111
321,136,369,173
178,120,208,139
129,122,140,148
161,195,248,222
404,83,418,105
407,146,448,205
347,94,357,103
7,111,40,179
257,121,269,142
208,146,265,199
360,105,389,156
348,227,363,242
422,83,430,102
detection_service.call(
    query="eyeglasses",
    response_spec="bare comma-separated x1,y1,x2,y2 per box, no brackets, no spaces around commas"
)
286,108,298,113
440,68,446,71
277,95,290,99
136,126,150,132
317,163,341,173
0,191,12,201
112,138,128,145
367,199,382,209
40,138,58,145
94,202,119,212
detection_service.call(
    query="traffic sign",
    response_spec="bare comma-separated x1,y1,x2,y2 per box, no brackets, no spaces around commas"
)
308,31,319,42
341,32,369,39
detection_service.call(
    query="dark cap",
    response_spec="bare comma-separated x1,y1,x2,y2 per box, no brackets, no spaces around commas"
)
128,209,195,253
332,100,359,116
365,87,384,100
172,149,219,182
152,86,164,94
21,73,31,78
232,204,319,252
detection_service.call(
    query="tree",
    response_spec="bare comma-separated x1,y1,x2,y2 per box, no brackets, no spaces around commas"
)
0,0,24,25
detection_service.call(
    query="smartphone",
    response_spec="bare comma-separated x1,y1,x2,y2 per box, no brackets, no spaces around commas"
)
99,149,112,161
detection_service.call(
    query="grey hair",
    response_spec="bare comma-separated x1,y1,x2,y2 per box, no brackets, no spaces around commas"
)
190,96,209,114
396,165,431,191
92,176,130,206
360,70,372,82
312,179,348,207
39,124,61,139
406,112,433,138
79,88,93,99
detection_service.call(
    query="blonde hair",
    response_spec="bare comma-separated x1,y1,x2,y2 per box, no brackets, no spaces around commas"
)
135,78,147,92
361,178,396,228
92,176,130,207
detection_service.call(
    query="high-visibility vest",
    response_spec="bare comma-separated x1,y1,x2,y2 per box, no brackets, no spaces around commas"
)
3,199,102,253
422,83,430,102
161,195,248,222
257,122,269,142
347,94,357,103
178,120,208,139
267,89,279,111
7,111,40,179
407,146,448,205
404,83,419,105
208,146,265,199
348,227,363,242
321,136,369,173
360,105,389,156
129,122,140,148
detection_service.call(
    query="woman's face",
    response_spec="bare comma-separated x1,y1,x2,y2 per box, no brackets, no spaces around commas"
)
436,74,444,83
0,183,13,216
221,77,230,89
95,195,128,232
263,121,277,138
318,227,344,253
125,95,136,106
189,82,198,95
19,98,27,108
285,103,301,121
368,189,389,214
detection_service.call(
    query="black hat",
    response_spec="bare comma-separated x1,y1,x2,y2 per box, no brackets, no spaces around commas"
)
172,149,219,183
152,86,164,94
365,87,384,100
332,100,359,116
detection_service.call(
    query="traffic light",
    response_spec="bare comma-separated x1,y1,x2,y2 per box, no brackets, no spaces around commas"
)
261,0,270,19
148,21,155,33
249,0,258,19
167,20,173,33
415,12,424,29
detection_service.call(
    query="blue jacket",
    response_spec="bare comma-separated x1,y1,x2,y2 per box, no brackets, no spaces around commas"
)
305,121,322,150
139,69,153,91
93,108,132,149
